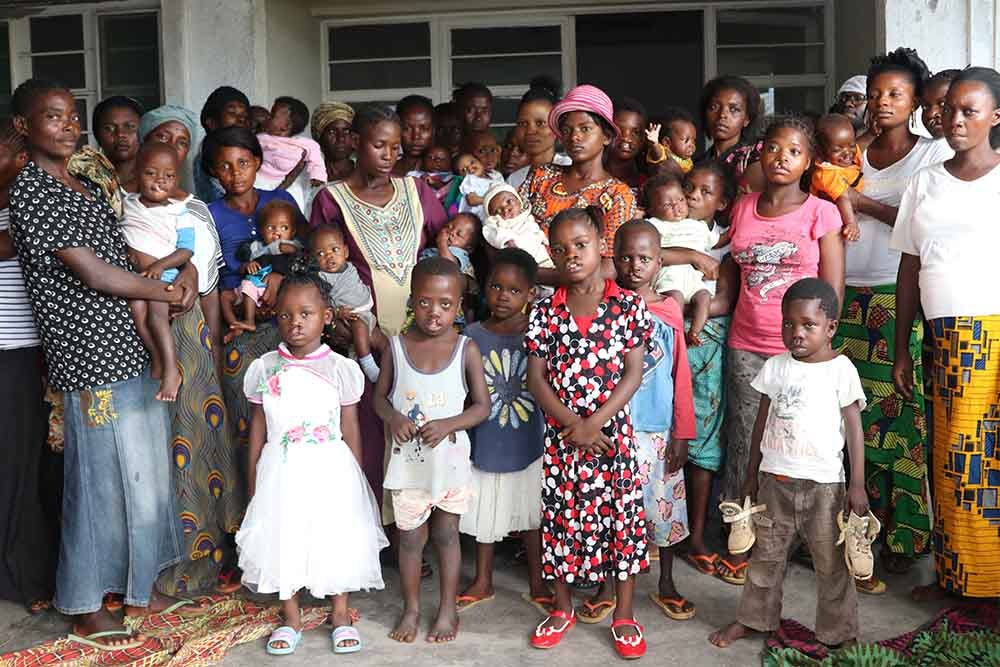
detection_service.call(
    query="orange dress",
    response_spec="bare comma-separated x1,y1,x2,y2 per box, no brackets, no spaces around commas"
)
518,164,636,257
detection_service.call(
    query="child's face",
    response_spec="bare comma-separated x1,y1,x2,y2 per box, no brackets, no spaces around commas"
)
423,146,452,172
781,298,836,361
486,264,533,321
501,137,529,175
276,283,333,356
761,127,812,186
647,182,689,221
614,227,661,292
401,107,434,159
311,228,349,273
137,149,179,206
357,120,402,177
411,273,462,337
0,144,27,190
470,133,500,171
684,169,728,222
455,154,484,177
921,78,951,139
212,145,261,196
818,122,857,168
665,119,697,159
612,110,644,161
259,210,296,245
488,191,522,220
549,217,603,285
265,103,293,137
441,214,478,251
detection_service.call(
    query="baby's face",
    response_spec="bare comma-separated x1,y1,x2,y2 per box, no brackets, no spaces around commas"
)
442,215,478,251
665,120,697,159
260,210,296,244
488,191,522,220
647,183,689,222
311,228,348,273
138,150,178,206
265,104,293,137
456,154,484,177
423,147,452,173
818,123,856,168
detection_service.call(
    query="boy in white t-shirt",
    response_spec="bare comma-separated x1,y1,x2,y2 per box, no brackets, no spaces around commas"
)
710,278,869,650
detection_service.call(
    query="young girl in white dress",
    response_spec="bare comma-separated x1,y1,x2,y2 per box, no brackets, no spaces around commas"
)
236,264,388,657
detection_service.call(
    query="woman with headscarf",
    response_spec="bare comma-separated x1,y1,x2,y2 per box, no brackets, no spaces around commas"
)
311,102,355,182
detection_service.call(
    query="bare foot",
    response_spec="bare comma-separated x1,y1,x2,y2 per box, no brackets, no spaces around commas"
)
389,608,420,643
426,608,458,643
156,365,182,402
911,583,950,602
708,622,757,648
72,609,146,646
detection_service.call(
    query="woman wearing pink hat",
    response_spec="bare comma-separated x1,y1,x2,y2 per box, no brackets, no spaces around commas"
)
518,84,636,282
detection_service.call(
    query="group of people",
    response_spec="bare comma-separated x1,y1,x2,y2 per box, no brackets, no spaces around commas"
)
1,42,999,659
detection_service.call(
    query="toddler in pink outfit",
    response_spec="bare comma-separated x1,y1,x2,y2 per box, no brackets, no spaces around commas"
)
256,96,328,211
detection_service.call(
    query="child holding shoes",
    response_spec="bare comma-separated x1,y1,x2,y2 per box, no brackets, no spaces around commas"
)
709,278,868,650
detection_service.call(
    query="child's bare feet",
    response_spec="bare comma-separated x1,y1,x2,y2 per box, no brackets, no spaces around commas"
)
426,608,458,643
222,322,254,345
156,365,182,402
708,622,757,648
389,608,420,643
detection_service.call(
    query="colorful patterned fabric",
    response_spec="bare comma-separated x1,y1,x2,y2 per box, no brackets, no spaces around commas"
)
161,301,244,596
928,315,1000,597
685,316,728,472
834,284,930,558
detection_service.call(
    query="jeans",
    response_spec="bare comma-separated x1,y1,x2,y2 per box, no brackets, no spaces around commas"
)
55,371,182,614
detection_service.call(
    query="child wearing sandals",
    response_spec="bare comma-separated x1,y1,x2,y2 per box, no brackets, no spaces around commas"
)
236,264,388,656
457,248,550,615
710,278,868,650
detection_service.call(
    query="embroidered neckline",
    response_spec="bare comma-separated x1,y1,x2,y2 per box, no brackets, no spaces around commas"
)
278,343,331,360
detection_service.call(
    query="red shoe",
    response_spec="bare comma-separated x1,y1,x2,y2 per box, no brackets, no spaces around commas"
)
531,609,576,649
611,619,646,660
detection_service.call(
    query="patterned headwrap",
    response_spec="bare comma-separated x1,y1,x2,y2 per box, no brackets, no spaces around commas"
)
310,102,355,141
138,104,199,143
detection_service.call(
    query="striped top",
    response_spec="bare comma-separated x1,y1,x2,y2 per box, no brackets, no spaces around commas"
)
0,207,40,350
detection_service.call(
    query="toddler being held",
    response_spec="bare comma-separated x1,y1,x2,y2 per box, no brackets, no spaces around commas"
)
810,114,863,241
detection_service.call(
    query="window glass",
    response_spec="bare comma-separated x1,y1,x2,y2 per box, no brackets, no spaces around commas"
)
0,24,10,117
100,13,162,111
452,26,560,56
30,15,84,53
329,23,430,61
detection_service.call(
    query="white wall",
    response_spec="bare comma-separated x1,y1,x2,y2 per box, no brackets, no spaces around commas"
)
265,0,321,111
884,0,998,71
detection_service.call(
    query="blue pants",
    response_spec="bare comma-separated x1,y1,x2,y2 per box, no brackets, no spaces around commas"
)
56,371,182,614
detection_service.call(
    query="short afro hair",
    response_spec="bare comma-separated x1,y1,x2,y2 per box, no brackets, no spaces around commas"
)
201,125,262,177
548,205,605,240
12,78,69,117
699,75,762,140
491,247,538,285
782,277,840,320
411,254,462,289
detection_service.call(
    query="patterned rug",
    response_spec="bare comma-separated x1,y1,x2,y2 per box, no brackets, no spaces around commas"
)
0,596,331,667
763,603,1000,666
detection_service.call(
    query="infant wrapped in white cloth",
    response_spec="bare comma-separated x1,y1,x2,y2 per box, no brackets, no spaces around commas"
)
481,183,553,269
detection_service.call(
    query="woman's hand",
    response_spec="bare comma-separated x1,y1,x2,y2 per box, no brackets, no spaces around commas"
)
389,412,418,443
169,267,198,316
892,355,914,400
142,260,167,281
691,252,720,280
260,272,283,309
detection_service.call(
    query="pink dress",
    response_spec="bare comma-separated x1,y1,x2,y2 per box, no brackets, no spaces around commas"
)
257,134,328,183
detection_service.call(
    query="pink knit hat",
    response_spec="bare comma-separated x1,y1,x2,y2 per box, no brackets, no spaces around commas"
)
548,84,620,139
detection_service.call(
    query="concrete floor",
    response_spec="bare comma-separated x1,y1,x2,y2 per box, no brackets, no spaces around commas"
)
0,538,951,666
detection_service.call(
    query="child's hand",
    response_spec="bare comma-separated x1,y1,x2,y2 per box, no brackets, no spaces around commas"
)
335,305,358,321
685,327,703,347
504,240,517,248
666,438,688,474
560,418,612,454
419,419,453,448
242,261,261,275
847,485,870,517
645,123,661,144
142,261,166,280
278,242,299,255
389,413,418,443
842,222,861,242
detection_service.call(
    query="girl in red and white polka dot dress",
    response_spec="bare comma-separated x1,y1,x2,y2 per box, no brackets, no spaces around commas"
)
525,205,652,659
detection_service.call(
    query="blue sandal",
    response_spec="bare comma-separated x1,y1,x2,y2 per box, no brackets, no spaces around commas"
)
332,625,362,654
266,625,303,656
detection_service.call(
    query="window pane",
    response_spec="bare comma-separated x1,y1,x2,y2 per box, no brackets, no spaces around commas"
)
329,60,431,91
76,97,89,148
717,7,824,46
718,45,825,76
761,86,827,116
452,26,560,56
32,54,86,89
0,25,11,117
489,97,521,126
329,23,430,61
453,54,560,88
30,15,84,53
100,13,161,109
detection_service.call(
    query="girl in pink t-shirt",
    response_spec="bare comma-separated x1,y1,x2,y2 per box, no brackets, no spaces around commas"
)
715,116,844,586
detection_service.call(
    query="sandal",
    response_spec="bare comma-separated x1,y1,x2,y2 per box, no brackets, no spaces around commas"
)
719,497,766,554
531,609,575,649
716,557,749,585
456,593,495,612
68,629,145,652
682,552,718,576
216,566,243,594
331,625,362,654
521,592,555,615
125,598,210,618
103,593,124,612
648,592,695,621
610,619,646,660
577,597,616,624
266,625,302,656
28,599,51,615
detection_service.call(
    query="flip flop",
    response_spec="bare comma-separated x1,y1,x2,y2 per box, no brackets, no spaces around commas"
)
331,625,362,654
216,567,242,594
266,625,302,656
576,597,616,624
103,593,124,612
683,552,718,576
456,593,495,612
521,592,555,615
716,558,748,586
648,592,696,621
125,598,210,618
68,629,145,652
